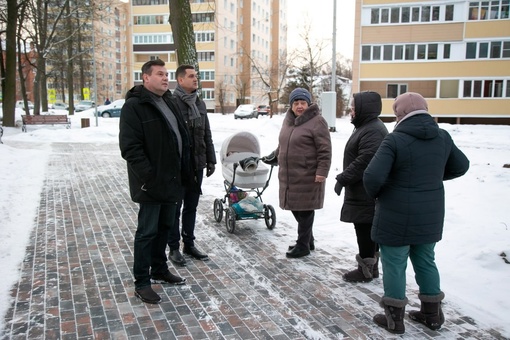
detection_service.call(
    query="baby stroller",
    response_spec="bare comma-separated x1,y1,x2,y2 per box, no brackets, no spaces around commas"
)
213,131,276,233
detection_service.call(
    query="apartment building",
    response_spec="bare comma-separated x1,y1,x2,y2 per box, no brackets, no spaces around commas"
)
129,0,287,113
352,0,510,123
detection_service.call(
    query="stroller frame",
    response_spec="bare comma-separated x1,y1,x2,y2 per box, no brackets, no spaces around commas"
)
213,161,276,234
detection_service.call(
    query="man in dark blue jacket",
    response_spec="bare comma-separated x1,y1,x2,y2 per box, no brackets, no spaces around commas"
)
119,59,191,304
364,92,469,334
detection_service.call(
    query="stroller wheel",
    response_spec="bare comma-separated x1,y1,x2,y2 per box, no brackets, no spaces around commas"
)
225,207,236,234
213,198,223,222
264,204,276,230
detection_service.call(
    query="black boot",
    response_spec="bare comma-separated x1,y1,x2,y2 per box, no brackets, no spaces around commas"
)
286,245,310,258
373,296,408,334
372,251,380,278
409,292,445,330
343,254,377,283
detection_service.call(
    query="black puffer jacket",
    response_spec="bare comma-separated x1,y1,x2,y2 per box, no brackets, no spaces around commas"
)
364,113,469,246
173,95,216,170
119,85,192,203
337,91,388,223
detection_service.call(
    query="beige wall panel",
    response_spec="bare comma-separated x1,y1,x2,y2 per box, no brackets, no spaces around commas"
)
361,80,436,97
361,23,464,44
381,98,510,116
363,0,430,4
465,21,510,39
360,60,510,78
134,26,171,34
133,6,168,14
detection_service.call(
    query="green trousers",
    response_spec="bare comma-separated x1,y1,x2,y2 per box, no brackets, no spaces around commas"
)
380,243,441,300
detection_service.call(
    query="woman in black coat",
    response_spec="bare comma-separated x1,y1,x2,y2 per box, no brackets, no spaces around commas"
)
363,92,469,335
334,91,388,282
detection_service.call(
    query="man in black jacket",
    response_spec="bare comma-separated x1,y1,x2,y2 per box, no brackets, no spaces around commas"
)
119,59,191,304
167,64,216,266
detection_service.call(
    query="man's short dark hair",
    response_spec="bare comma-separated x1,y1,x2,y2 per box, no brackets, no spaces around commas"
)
176,64,195,79
142,59,165,76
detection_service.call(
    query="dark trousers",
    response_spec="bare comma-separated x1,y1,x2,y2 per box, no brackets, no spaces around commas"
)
134,202,178,289
354,222,378,258
292,210,315,250
168,170,203,250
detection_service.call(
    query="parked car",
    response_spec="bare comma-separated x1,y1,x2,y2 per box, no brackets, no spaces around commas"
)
257,105,271,116
15,100,34,110
74,100,95,112
234,104,258,119
51,102,69,110
97,99,125,118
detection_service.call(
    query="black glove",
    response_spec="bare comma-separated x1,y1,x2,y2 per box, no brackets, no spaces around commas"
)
334,174,343,196
206,163,215,177
261,151,278,166
334,181,343,196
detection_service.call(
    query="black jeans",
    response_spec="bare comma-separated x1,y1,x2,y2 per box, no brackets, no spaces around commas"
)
292,210,315,250
133,202,178,289
354,222,378,258
168,169,203,250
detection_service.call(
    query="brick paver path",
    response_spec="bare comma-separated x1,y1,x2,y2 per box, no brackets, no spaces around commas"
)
2,142,507,339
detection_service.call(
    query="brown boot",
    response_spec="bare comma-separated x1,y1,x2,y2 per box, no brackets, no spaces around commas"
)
343,254,377,282
373,296,408,334
409,292,445,330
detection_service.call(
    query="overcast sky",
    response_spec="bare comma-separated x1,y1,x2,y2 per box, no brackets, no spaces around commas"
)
286,0,355,60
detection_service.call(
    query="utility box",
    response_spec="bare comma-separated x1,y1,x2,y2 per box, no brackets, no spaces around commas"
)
321,91,337,132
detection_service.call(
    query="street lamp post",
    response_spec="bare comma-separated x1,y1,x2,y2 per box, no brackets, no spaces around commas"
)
91,7,98,126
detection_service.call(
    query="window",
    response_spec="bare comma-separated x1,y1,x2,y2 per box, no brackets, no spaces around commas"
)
428,44,438,59
401,7,410,22
371,8,379,23
381,8,389,23
362,46,371,61
466,42,477,59
445,5,454,20
384,45,393,60
412,7,420,21
440,80,459,98
391,7,400,23
491,41,502,58
503,41,510,57
469,0,509,20
417,44,427,59
395,45,404,60
444,44,451,59
373,46,381,60
463,79,507,97
387,84,407,98
405,45,415,60
421,6,431,21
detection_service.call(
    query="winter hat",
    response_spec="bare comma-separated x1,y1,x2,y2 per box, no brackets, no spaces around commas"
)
393,92,429,122
289,88,312,105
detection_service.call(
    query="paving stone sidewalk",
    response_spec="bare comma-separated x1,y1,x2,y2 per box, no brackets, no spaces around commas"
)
1,142,508,339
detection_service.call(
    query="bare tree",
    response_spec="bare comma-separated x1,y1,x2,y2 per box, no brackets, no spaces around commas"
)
0,0,18,126
216,79,227,114
169,0,198,70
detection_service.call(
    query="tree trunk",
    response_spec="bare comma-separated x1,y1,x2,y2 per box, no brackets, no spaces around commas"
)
2,0,18,126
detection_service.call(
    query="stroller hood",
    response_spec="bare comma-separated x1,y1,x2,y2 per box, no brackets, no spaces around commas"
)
220,131,261,164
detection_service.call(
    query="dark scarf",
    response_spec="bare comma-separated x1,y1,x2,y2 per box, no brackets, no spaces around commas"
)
173,84,202,127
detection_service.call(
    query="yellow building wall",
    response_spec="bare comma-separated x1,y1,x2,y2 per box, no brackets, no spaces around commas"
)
465,21,510,39
382,98,510,116
361,23,464,44
360,60,510,78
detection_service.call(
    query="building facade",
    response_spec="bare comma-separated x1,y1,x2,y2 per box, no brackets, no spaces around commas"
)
128,0,287,113
352,0,510,123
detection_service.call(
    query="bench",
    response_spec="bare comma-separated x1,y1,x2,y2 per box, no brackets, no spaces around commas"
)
21,114,71,132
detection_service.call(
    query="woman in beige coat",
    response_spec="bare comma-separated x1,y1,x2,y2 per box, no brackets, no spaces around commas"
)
262,88,332,258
